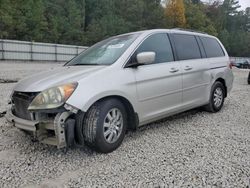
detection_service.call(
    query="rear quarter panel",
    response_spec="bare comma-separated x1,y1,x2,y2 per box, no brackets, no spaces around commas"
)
208,56,234,94
205,37,233,96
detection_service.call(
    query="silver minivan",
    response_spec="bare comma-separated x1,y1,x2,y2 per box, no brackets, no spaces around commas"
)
6,29,234,153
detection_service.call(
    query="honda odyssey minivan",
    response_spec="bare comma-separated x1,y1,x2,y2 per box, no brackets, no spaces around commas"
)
6,29,234,153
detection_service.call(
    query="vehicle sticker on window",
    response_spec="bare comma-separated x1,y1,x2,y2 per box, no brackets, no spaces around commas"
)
107,44,125,49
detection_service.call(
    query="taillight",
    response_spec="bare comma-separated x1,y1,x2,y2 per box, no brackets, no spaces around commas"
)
229,60,233,69
229,62,233,69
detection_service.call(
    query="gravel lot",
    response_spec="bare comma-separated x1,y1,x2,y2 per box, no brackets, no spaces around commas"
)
0,61,249,188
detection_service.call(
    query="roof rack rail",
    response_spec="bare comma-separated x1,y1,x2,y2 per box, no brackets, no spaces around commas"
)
172,28,208,35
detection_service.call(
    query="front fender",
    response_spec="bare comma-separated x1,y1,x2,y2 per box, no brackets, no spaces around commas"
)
65,68,138,113
67,90,137,113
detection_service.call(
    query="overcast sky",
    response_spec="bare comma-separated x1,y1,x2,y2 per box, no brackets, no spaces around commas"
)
238,0,250,10
202,0,250,10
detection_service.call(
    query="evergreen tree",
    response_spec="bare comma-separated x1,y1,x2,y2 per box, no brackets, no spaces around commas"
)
141,0,165,29
0,0,249,57
9,0,29,40
25,0,47,41
0,0,13,38
185,2,217,35
61,0,83,44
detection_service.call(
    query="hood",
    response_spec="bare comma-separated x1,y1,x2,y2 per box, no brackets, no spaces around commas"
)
14,65,107,92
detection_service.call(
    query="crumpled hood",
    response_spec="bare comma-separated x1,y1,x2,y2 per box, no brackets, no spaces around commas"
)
14,65,106,92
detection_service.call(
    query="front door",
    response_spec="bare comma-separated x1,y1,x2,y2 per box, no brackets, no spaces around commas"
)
132,33,182,124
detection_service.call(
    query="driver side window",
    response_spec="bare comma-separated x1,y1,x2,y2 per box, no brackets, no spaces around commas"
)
136,33,174,64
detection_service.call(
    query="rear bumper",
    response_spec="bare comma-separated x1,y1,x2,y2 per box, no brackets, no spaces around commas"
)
5,107,38,132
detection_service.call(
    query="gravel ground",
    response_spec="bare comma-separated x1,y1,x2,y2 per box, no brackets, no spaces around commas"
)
0,61,62,82
0,61,249,188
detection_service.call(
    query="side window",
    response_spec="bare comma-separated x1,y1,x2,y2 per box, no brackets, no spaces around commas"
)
136,33,174,64
200,37,225,58
173,34,201,60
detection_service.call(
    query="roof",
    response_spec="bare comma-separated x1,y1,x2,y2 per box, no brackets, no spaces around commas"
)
113,28,214,39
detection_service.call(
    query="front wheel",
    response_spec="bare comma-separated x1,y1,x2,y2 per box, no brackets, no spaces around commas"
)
75,99,127,153
204,81,225,113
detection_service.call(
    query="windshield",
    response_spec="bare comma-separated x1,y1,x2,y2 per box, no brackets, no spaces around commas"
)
66,34,139,66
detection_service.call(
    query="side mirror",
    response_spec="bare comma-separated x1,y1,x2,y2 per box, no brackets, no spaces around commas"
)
136,52,156,65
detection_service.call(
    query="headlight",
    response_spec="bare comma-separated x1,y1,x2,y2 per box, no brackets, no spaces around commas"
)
28,83,78,110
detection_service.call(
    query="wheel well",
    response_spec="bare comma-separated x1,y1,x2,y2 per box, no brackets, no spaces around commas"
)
94,96,138,131
215,78,227,97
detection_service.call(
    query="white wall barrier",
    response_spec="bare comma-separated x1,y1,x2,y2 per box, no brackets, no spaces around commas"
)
0,39,88,62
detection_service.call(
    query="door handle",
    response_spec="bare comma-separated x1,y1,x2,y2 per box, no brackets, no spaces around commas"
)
169,67,179,73
184,66,193,71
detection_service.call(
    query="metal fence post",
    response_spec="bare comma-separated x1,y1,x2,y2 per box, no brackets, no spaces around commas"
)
30,41,33,61
76,46,79,55
55,44,57,62
1,40,4,60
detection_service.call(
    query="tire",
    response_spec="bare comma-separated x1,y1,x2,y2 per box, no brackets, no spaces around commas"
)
75,99,127,153
204,81,225,113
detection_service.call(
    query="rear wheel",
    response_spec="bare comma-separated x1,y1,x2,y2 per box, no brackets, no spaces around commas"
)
204,81,225,113
75,99,127,153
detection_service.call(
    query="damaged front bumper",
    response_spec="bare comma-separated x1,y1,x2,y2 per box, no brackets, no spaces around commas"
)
5,106,77,149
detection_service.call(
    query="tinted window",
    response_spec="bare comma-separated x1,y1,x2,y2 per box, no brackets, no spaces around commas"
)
173,34,201,60
136,33,174,64
200,37,225,58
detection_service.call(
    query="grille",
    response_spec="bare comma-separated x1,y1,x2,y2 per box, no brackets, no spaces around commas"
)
12,92,38,120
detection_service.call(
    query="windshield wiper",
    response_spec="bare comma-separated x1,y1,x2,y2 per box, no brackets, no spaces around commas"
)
70,63,102,66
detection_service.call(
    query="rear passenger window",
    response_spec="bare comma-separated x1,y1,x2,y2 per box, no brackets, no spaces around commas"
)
200,37,225,58
136,33,174,64
173,34,201,60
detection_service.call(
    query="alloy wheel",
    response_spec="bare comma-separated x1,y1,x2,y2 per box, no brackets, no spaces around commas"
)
213,87,223,108
103,108,123,144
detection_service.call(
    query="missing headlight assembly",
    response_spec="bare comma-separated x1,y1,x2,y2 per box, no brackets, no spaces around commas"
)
6,83,79,149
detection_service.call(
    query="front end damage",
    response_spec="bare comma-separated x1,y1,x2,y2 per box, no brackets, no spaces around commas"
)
5,91,79,148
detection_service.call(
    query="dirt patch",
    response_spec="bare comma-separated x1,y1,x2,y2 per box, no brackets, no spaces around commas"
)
0,111,6,118
0,79,18,84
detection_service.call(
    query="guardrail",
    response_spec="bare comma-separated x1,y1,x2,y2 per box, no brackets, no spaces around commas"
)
0,39,88,62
